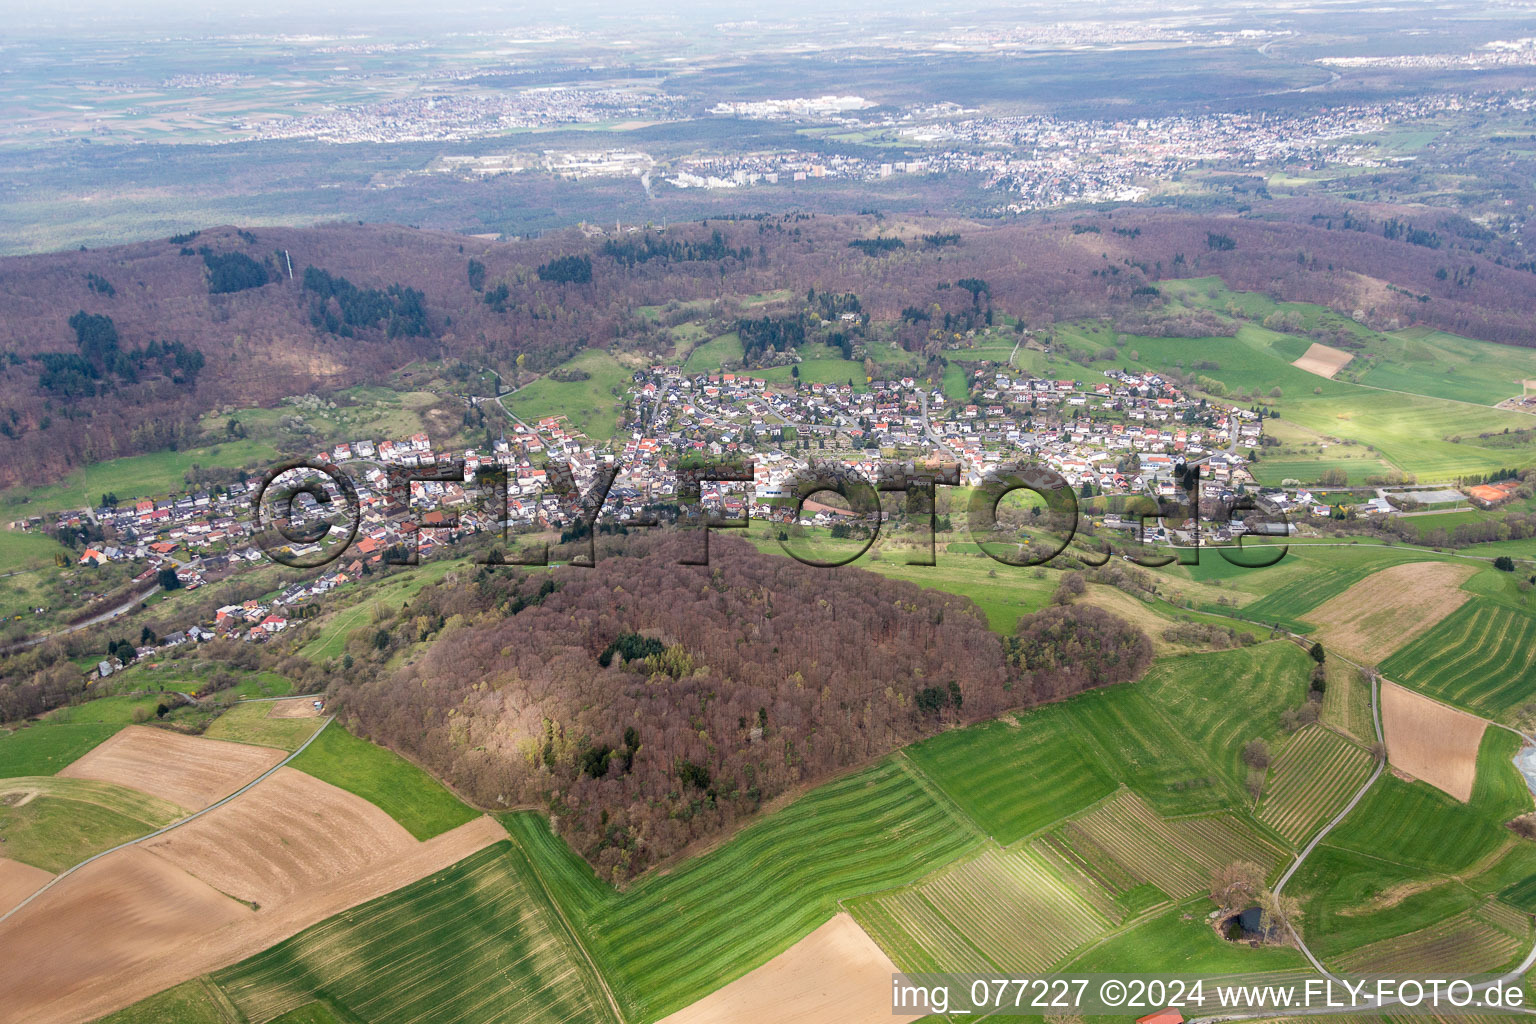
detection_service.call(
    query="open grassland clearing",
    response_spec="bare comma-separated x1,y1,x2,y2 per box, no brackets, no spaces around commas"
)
58,725,283,811
752,342,869,388
0,775,186,872
1381,682,1486,802
680,331,744,373
1381,598,1536,718
1366,326,1536,406
904,701,1116,845
1257,726,1375,845
504,348,632,441
288,724,478,841
847,550,1056,633
213,841,614,1024
0,527,68,572
1304,561,1476,664
1084,302,1535,480
201,700,326,752
1165,278,1536,407
506,757,985,1024
656,913,924,1024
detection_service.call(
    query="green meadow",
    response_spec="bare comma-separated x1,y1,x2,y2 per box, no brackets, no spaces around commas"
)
504,348,632,440
289,724,479,840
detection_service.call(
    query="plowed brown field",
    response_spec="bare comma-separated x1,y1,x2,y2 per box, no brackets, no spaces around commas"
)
56,726,283,810
1304,561,1475,664
0,857,51,915
143,767,417,907
1292,342,1353,379
1381,681,1486,802
0,805,506,1024
657,912,925,1024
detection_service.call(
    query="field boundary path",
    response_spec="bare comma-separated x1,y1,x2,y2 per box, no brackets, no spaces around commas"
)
0,715,333,926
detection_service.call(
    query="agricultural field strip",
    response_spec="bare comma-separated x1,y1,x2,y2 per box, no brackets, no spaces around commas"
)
1258,726,1374,845
1029,835,1128,924
1061,790,1284,898
850,888,995,974
1384,602,1536,715
215,845,609,1024
0,717,333,927
1332,905,1529,976
915,846,1111,972
509,825,626,1024
570,758,984,1022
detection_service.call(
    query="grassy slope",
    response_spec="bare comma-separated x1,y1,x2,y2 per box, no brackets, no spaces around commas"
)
0,438,279,519
1141,642,1310,792
94,978,232,1024
0,776,185,871
288,724,478,841
905,701,1117,844
1294,729,1533,960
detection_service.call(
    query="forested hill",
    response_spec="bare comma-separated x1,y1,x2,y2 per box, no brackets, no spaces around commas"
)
329,532,1152,881
3,206,1535,488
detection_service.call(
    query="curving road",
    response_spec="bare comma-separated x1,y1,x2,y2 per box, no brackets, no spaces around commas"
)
1191,630,1536,1021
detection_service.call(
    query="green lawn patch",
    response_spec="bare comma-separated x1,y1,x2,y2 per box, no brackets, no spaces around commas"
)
288,724,477,840
0,722,119,777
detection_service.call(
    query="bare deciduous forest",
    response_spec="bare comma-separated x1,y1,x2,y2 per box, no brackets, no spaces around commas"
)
3,205,1536,488
331,533,1152,880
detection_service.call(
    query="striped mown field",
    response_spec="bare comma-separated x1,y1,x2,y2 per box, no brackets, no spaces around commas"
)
213,842,617,1024
1382,600,1536,717
508,757,986,1024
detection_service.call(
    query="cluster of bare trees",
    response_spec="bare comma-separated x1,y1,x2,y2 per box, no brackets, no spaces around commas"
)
331,533,1153,881
6,205,1536,489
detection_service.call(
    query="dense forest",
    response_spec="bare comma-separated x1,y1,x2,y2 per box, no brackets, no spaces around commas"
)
330,533,1152,881
4,205,1536,487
